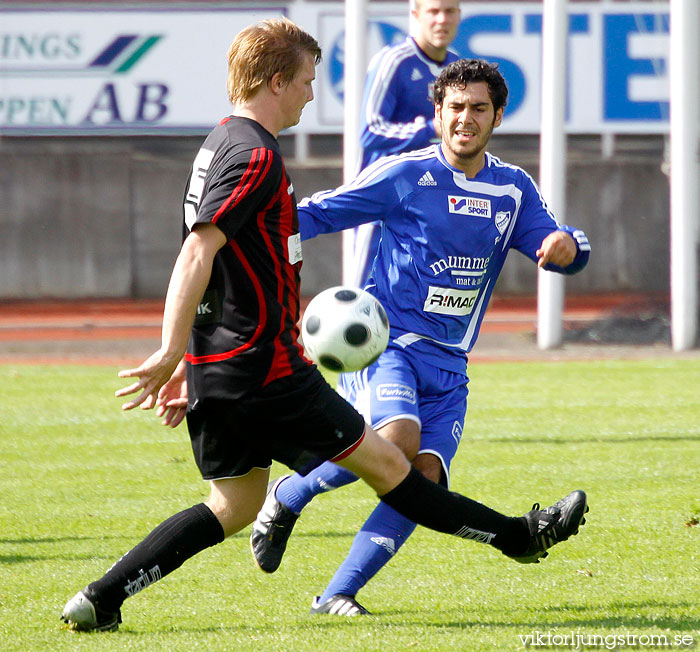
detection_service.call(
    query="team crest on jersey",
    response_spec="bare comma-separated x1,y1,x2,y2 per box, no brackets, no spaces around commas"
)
494,210,511,234
448,196,491,218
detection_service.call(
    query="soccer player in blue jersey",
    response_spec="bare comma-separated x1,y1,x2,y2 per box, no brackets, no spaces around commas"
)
350,0,461,287
251,58,592,616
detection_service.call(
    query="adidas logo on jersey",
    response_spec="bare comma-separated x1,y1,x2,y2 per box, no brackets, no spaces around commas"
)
417,171,437,186
411,67,423,81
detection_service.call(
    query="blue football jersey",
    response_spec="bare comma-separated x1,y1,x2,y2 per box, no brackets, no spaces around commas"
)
298,145,590,374
352,38,459,289
359,37,460,171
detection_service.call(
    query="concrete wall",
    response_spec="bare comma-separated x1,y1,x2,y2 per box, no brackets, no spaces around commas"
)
0,134,672,299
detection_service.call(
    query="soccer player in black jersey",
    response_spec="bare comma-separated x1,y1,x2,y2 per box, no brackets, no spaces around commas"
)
61,18,587,632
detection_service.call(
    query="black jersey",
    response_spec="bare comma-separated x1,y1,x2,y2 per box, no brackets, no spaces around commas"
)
182,116,311,401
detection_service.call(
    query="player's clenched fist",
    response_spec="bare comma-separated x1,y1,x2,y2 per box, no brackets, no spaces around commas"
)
536,230,577,268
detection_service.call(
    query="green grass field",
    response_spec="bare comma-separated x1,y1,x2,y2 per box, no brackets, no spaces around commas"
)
1,359,698,651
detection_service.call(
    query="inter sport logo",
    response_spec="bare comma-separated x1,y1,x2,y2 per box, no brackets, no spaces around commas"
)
448,196,491,218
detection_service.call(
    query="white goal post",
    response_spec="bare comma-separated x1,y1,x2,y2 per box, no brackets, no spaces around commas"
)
537,0,568,350
341,0,368,286
669,0,699,351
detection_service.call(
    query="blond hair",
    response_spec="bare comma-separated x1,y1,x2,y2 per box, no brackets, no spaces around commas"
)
227,17,322,105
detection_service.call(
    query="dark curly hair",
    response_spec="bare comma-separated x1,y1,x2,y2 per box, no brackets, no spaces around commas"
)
432,59,508,112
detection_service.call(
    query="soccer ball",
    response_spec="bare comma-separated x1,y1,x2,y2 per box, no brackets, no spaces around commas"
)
301,286,390,373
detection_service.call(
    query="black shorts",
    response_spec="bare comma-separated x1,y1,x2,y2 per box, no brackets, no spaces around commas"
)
186,365,366,480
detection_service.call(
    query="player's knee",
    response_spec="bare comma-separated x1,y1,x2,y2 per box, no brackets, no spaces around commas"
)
365,433,411,490
206,474,267,537
413,453,443,484
378,419,421,461
365,433,406,472
207,497,260,538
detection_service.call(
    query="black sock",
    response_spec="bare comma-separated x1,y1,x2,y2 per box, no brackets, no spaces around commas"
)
86,503,225,612
379,467,528,556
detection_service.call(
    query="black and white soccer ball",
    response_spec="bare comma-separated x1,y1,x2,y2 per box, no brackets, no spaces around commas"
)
302,286,390,373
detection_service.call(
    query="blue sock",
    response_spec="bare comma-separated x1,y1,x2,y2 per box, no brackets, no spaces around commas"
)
319,501,417,603
276,461,358,514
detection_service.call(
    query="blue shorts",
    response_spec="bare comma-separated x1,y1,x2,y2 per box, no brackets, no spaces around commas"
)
336,342,468,486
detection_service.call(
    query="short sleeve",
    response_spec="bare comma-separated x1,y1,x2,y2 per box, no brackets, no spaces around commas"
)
195,146,281,241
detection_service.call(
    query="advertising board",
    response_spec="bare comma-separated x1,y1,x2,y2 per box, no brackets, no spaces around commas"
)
0,2,671,135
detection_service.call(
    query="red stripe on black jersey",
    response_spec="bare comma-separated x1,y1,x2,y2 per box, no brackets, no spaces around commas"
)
185,239,268,365
211,148,273,225
260,169,307,386
279,172,304,354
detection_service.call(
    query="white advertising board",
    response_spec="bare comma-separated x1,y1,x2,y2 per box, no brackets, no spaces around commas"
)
0,5,286,134
0,2,671,135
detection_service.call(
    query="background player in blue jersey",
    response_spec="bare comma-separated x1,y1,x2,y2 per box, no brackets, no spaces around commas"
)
61,25,588,632
350,0,461,287
251,59,591,616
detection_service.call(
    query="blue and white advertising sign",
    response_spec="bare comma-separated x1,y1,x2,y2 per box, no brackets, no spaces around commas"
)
309,1,671,134
0,2,671,135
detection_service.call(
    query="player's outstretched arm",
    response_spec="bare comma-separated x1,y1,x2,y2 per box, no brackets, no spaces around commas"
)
116,223,226,412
